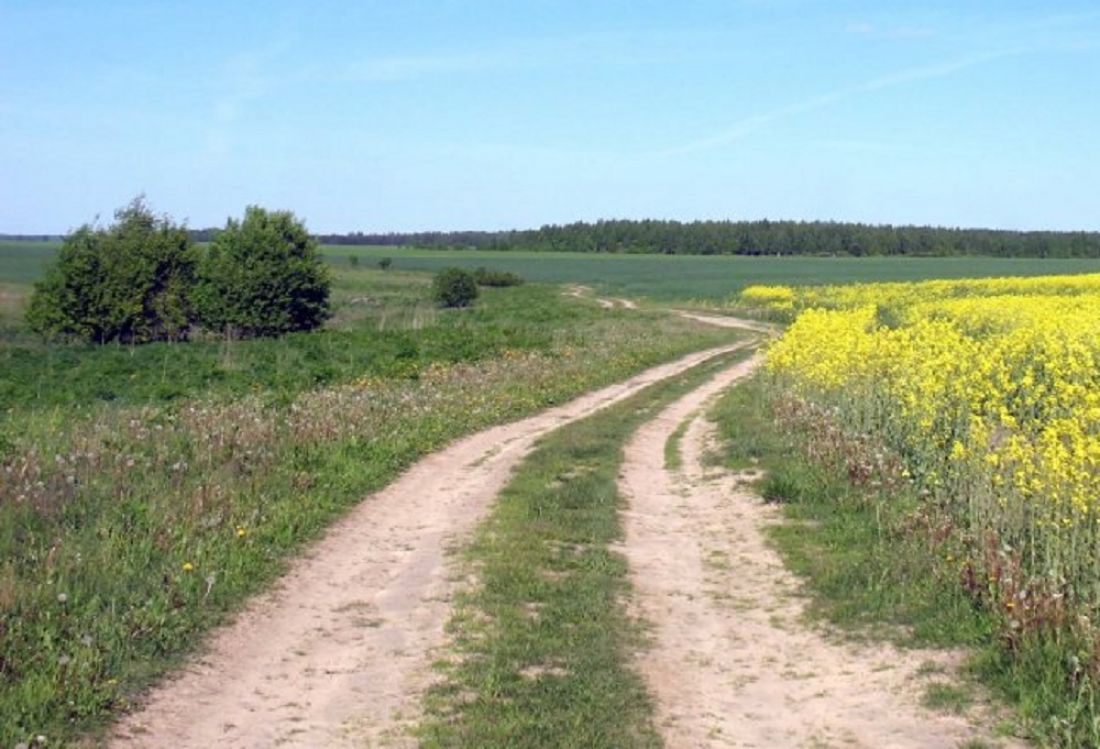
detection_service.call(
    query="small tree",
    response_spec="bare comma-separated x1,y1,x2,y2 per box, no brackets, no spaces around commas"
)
378,257,392,271
26,197,197,344
432,267,479,308
194,207,331,338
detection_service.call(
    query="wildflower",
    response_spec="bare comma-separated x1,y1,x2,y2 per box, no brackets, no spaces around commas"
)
182,562,195,572
236,526,248,538
57,593,68,604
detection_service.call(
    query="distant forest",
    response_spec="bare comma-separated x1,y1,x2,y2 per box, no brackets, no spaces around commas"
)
313,220,1100,258
7,219,1100,257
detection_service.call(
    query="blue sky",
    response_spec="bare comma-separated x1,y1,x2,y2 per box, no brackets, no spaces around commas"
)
2,1,1098,233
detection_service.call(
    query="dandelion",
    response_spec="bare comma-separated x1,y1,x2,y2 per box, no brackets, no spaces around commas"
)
182,562,194,572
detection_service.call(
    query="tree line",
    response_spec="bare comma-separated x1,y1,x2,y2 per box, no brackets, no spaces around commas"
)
314,220,1100,258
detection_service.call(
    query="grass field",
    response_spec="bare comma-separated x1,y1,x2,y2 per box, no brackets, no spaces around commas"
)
331,247,1100,301
6,239,1100,303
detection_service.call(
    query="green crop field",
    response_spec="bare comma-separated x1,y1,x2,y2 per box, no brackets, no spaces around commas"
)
325,245,1100,301
0,241,59,285
6,240,1100,305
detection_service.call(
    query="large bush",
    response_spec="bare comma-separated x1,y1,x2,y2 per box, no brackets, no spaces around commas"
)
432,267,479,308
195,206,331,337
26,198,197,343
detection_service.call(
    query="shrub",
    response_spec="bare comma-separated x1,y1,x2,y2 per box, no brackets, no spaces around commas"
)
194,206,331,337
26,197,197,344
432,267,479,308
378,257,393,271
473,266,524,287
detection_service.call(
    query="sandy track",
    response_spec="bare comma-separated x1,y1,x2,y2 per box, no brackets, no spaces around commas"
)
110,341,750,749
560,285,638,310
619,358,1017,748
676,310,776,334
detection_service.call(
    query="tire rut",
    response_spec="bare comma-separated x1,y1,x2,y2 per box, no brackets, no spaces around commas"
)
619,357,1021,748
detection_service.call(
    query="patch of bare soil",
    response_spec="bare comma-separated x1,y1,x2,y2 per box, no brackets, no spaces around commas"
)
559,284,638,309
676,310,776,334
619,358,1023,748
109,342,750,749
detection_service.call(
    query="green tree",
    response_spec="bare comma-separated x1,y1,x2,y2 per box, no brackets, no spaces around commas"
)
432,267,479,308
194,206,331,337
26,197,197,344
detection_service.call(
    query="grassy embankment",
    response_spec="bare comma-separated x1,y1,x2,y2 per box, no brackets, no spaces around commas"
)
0,268,739,746
711,375,1097,746
419,346,754,748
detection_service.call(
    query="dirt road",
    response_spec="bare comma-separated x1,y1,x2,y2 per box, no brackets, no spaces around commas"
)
110,340,750,749
111,305,1008,748
619,356,1016,748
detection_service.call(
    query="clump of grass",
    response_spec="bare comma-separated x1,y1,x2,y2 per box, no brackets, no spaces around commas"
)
419,350,750,748
663,418,690,470
923,682,974,715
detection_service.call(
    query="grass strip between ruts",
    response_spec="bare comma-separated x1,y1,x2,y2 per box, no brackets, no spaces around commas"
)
418,346,755,748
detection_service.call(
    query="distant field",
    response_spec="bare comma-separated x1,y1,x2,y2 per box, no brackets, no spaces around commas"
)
5,240,1100,302
326,246,1100,301
0,240,59,284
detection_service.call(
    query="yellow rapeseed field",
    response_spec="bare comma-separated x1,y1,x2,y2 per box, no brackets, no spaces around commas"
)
745,274,1100,622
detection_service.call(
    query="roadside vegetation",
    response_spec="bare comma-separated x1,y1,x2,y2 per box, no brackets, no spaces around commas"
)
0,268,737,745
721,272,1100,747
711,376,1016,730
420,347,751,748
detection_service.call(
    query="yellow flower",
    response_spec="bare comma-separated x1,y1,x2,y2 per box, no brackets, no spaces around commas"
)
236,527,248,538
182,562,194,572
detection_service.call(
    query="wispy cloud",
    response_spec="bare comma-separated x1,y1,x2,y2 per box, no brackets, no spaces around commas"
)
653,48,1021,158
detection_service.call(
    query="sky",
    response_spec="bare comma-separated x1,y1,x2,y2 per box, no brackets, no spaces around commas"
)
2,1,1098,234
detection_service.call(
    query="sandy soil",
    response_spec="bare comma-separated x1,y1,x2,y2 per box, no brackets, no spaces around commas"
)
677,310,775,334
109,340,750,749
619,357,1022,748
560,284,638,310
